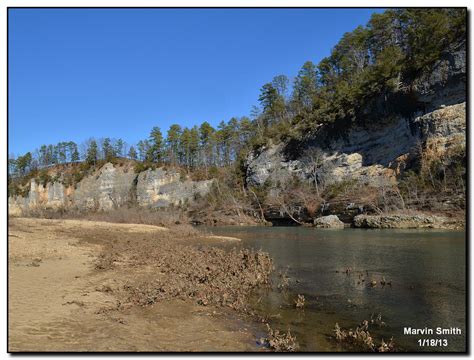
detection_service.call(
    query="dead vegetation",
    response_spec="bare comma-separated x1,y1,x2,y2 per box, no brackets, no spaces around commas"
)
334,317,395,352
22,206,191,228
260,324,299,352
277,267,290,291
71,224,273,312
123,246,273,310
8,217,263,352
294,294,305,309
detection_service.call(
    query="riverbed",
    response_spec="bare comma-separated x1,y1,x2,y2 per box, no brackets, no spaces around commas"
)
209,226,466,352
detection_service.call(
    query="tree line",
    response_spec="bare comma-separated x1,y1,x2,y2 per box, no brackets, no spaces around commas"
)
8,116,258,177
9,8,466,181
253,8,466,143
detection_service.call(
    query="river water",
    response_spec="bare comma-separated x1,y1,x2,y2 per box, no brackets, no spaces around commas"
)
209,226,466,352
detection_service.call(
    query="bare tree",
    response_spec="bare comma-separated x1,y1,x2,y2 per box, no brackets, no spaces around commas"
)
300,147,332,197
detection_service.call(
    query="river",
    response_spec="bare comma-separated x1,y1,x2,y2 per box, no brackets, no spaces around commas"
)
209,226,466,352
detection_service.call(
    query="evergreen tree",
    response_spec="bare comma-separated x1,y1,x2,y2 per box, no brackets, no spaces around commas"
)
292,61,318,111
199,121,215,168
272,75,289,99
115,138,125,158
57,142,67,163
71,142,80,162
102,138,115,162
16,152,32,176
166,124,182,165
180,128,192,168
86,140,98,165
148,126,164,162
128,145,138,160
189,126,200,168
39,145,48,167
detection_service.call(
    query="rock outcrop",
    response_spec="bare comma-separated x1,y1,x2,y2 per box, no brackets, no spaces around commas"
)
313,215,345,229
412,42,466,111
136,168,213,208
353,214,452,229
246,102,465,188
8,163,213,215
73,163,136,210
246,42,466,190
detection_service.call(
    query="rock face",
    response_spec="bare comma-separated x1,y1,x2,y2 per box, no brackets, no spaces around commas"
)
353,214,452,229
313,215,345,229
246,43,466,189
9,179,69,213
8,163,213,214
136,168,213,208
246,102,465,188
413,42,466,111
73,163,136,211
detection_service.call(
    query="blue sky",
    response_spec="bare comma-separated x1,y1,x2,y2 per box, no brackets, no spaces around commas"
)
8,8,381,156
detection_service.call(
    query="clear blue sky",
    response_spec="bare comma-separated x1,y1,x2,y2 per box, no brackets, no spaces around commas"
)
8,8,382,156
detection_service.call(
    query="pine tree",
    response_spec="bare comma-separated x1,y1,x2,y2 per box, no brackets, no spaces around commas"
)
16,152,32,176
102,138,116,162
115,138,125,158
38,145,47,167
58,142,67,163
71,142,80,162
189,126,200,168
128,146,137,160
180,128,192,168
86,140,98,165
166,124,182,165
293,61,318,111
148,126,164,163
199,121,215,168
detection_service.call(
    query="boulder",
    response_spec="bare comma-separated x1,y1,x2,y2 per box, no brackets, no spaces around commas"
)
313,215,345,229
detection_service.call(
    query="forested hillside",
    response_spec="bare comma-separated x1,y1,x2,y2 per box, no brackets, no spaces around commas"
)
9,8,467,226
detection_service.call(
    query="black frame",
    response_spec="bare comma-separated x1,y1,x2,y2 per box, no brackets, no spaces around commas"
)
6,6,469,355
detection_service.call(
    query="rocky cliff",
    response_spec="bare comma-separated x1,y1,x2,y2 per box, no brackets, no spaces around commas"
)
246,102,466,188
9,164,213,216
246,44,466,190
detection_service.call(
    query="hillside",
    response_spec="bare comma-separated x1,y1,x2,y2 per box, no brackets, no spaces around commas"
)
8,8,467,228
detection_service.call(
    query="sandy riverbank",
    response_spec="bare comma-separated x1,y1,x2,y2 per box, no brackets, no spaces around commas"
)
8,217,269,352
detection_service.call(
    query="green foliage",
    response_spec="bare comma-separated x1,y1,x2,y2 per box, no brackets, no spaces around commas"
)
15,152,32,176
251,8,466,142
71,145,80,162
102,137,116,162
8,181,30,197
128,146,137,160
36,169,52,187
292,61,318,111
10,8,466,218
166,124,182,164
86,140,99,165
134,161,153,174
147,126,164,162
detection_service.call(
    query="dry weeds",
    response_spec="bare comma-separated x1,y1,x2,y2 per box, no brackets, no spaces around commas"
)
260,324,299,352
334,319,395,352
68,223,273,312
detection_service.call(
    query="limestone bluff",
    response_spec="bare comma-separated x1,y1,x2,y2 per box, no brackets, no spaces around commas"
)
8,164,213,215
8,35,467,226
245,41,466,189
